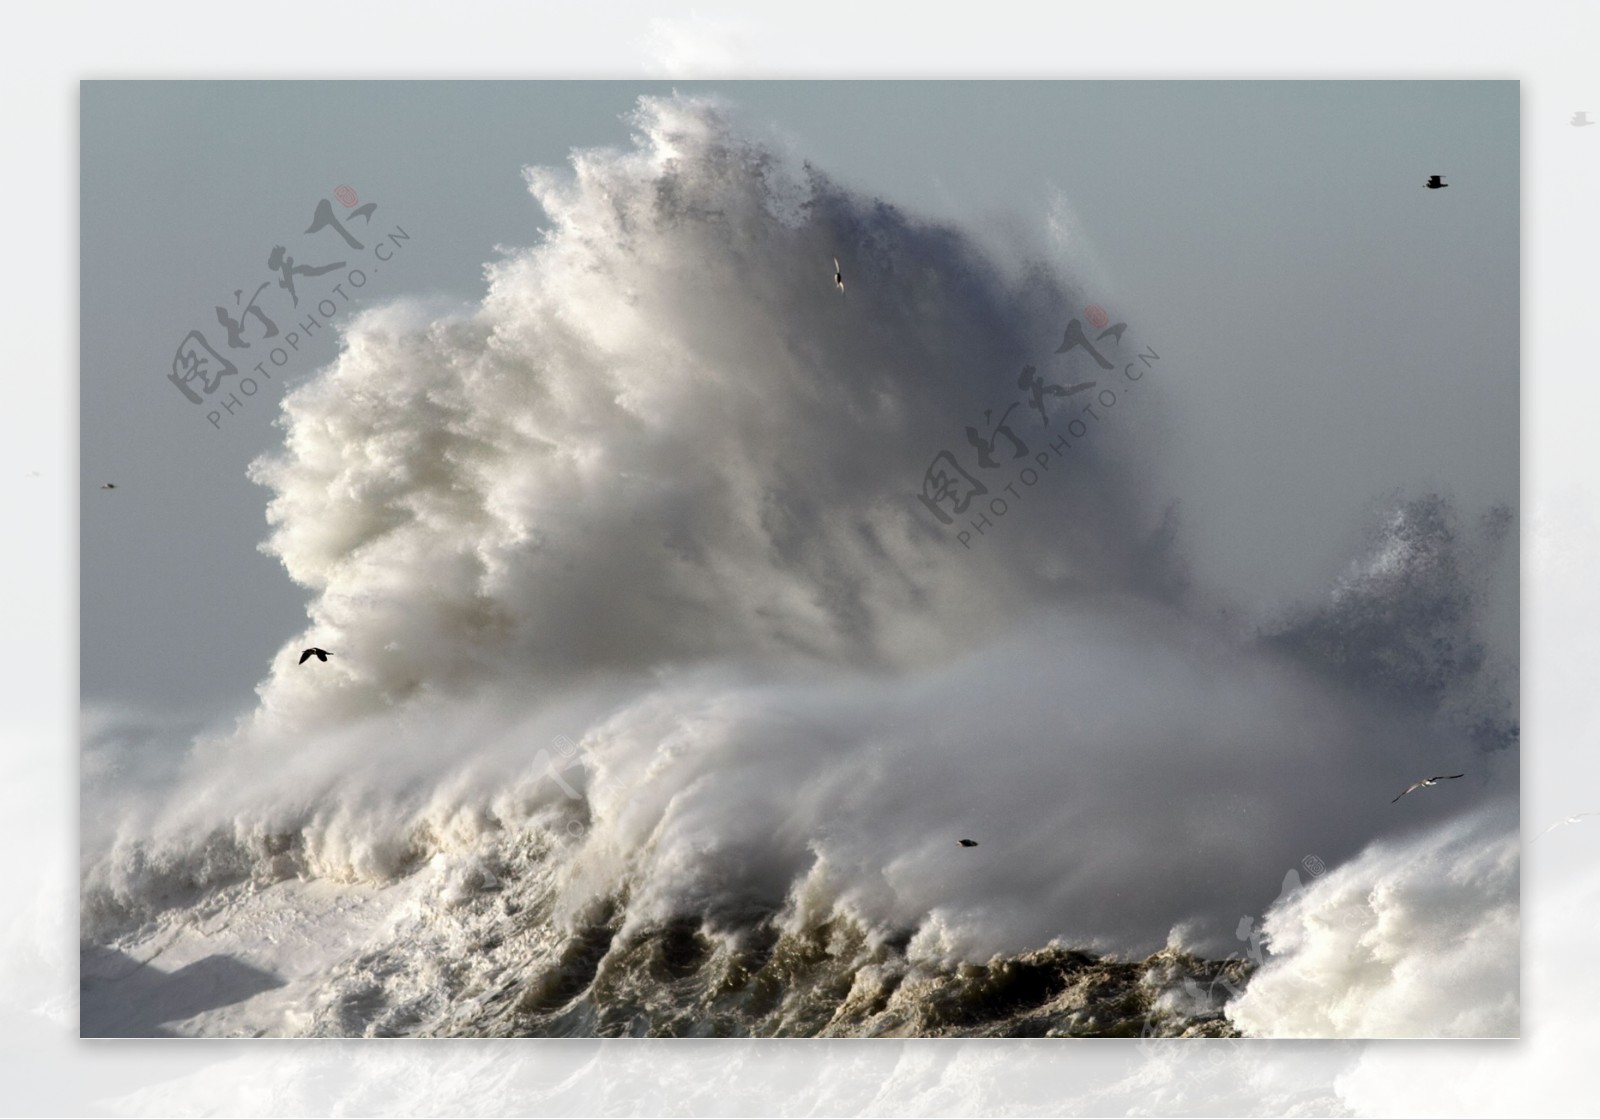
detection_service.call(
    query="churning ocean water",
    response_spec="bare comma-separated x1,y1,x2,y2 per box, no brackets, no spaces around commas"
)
79,94,1518,1039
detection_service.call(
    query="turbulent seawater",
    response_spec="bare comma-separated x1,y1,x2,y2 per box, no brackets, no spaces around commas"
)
80,93,1519,1039
81,822,1255,1039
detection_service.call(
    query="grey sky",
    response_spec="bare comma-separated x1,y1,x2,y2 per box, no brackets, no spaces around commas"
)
81,80,1517,719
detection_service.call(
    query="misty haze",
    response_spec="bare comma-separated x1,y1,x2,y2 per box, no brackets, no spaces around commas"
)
79,82,1518,1039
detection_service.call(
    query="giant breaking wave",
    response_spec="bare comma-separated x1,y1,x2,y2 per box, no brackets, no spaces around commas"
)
80,95,1518,1038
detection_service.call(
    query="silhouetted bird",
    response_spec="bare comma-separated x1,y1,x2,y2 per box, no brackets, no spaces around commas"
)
100,483,116,490
833,257,844,293
1571,112,1594,127
1425,175,1448,190
1392,774,1464,803
298,647,331,664
957,838,979,848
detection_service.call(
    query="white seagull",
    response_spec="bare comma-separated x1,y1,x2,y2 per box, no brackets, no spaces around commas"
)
833,257,844,294
1536,812,1600,839
1391,773,1465,803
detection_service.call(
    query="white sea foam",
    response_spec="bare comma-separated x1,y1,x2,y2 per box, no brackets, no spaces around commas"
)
1227,801,1518,1037
80,93,1518,1037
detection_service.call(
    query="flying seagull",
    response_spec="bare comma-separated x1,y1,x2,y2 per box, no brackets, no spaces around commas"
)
100,483,116,490
298,647,331,664
1391,774,1464,803
833,257,844,294
957,838,979,848
1572,111,1594,127
1536,812,1600,839
1425,175,1449,190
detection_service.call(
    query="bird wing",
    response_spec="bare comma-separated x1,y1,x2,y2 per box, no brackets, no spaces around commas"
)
298,650,312,664
1434,774,1465,781
1392,781,1423,803
1536,813,1600,838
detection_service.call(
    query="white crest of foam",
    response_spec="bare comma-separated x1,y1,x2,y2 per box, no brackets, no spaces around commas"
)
1227,801,1518,1038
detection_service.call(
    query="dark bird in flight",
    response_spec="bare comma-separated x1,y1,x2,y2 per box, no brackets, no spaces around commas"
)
100,483,116,490
298,647,331,664
1425,175,1449,190
833,257,845,293
957,838,979,848
1392,774,1464,803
